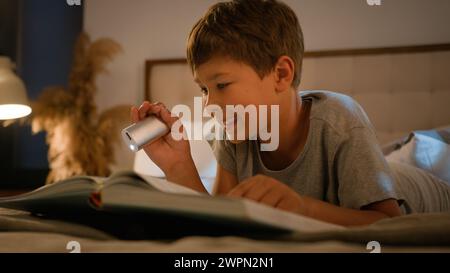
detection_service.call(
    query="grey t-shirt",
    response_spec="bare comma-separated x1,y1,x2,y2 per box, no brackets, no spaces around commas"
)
211,90,450,213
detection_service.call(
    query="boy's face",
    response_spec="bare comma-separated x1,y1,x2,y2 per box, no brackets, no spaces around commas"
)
194,56,280,144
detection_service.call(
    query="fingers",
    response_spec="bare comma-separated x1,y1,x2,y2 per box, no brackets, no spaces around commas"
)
259,188,283,207
132,101,167,122
137,102,149,119
132,101,185,146
239,181,272,202
130,106,139,123
227,180,256,198
275,198,294,211
228,175,270,198
229,181,283,208
159,105,181,128
226,176,290,209
138,101,157,119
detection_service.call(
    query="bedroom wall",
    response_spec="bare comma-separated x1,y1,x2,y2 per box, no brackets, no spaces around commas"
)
84,0,450,112
0,0,83,188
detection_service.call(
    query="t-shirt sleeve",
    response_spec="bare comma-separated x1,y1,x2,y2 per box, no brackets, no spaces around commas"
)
335,127,400,209
211,139,237,176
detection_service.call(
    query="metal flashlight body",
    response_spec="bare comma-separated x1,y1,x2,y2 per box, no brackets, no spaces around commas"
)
121,115,170,152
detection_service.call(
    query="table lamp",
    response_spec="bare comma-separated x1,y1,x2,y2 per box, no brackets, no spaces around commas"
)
0,56,32,120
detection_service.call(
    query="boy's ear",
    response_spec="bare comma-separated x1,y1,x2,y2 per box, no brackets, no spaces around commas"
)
273,56,295,93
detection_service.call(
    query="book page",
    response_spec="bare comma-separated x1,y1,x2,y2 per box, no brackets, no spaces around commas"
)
243,200,345,233
135,173,202,196
105,170,201,195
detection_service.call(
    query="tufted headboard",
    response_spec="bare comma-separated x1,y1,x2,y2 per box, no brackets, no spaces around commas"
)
145,44,450,145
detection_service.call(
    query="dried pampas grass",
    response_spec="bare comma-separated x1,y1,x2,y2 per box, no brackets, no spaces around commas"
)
31,32,129,184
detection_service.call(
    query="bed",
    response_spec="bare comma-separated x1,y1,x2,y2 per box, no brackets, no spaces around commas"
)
1,207,450,253
1,44,450,253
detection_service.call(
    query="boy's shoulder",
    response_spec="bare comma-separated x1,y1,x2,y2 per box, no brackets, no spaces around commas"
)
299,90,375,135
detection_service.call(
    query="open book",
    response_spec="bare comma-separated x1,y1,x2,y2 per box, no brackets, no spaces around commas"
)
0,171,344,239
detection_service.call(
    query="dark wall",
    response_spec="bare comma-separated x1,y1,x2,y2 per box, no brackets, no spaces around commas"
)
0,0,19,183
0,0,83,189
0,0,19,62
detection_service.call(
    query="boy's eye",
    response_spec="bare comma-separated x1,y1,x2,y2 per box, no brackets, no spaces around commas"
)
217,83,229,90
200,87,208,95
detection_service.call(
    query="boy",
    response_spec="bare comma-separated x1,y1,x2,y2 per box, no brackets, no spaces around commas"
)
131,0,449,226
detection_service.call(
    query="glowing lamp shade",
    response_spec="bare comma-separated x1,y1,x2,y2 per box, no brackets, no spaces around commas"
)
0,56,32,120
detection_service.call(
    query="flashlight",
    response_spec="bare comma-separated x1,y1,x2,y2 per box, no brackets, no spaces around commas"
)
121,115,170,152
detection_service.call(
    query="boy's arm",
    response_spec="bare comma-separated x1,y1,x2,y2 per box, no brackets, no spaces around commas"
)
165,161,209,193
212,164,239,196
227,174,402,226
300,196,402,226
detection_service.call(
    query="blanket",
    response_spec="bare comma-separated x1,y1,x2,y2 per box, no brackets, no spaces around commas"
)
1,208,449,252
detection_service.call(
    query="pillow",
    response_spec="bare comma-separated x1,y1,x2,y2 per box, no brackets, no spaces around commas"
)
386,130,450,183
382,125,450,156
415,125,450,144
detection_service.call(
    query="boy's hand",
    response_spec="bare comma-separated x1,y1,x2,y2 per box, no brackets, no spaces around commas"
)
130,101,197,182
227,175,306,215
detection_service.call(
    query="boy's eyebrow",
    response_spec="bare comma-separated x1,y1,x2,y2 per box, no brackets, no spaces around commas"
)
207,72,229,81
194,72,230,84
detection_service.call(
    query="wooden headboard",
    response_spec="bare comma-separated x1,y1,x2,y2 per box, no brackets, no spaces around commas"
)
145,44,450,144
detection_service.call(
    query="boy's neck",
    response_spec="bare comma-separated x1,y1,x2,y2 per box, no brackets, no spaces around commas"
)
260,89,310,170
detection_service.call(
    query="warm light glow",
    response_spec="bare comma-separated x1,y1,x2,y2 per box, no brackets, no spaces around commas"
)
0,104,32,120
129,144,137,151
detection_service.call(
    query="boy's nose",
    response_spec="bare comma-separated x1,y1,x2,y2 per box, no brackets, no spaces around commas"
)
203,93,226,120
